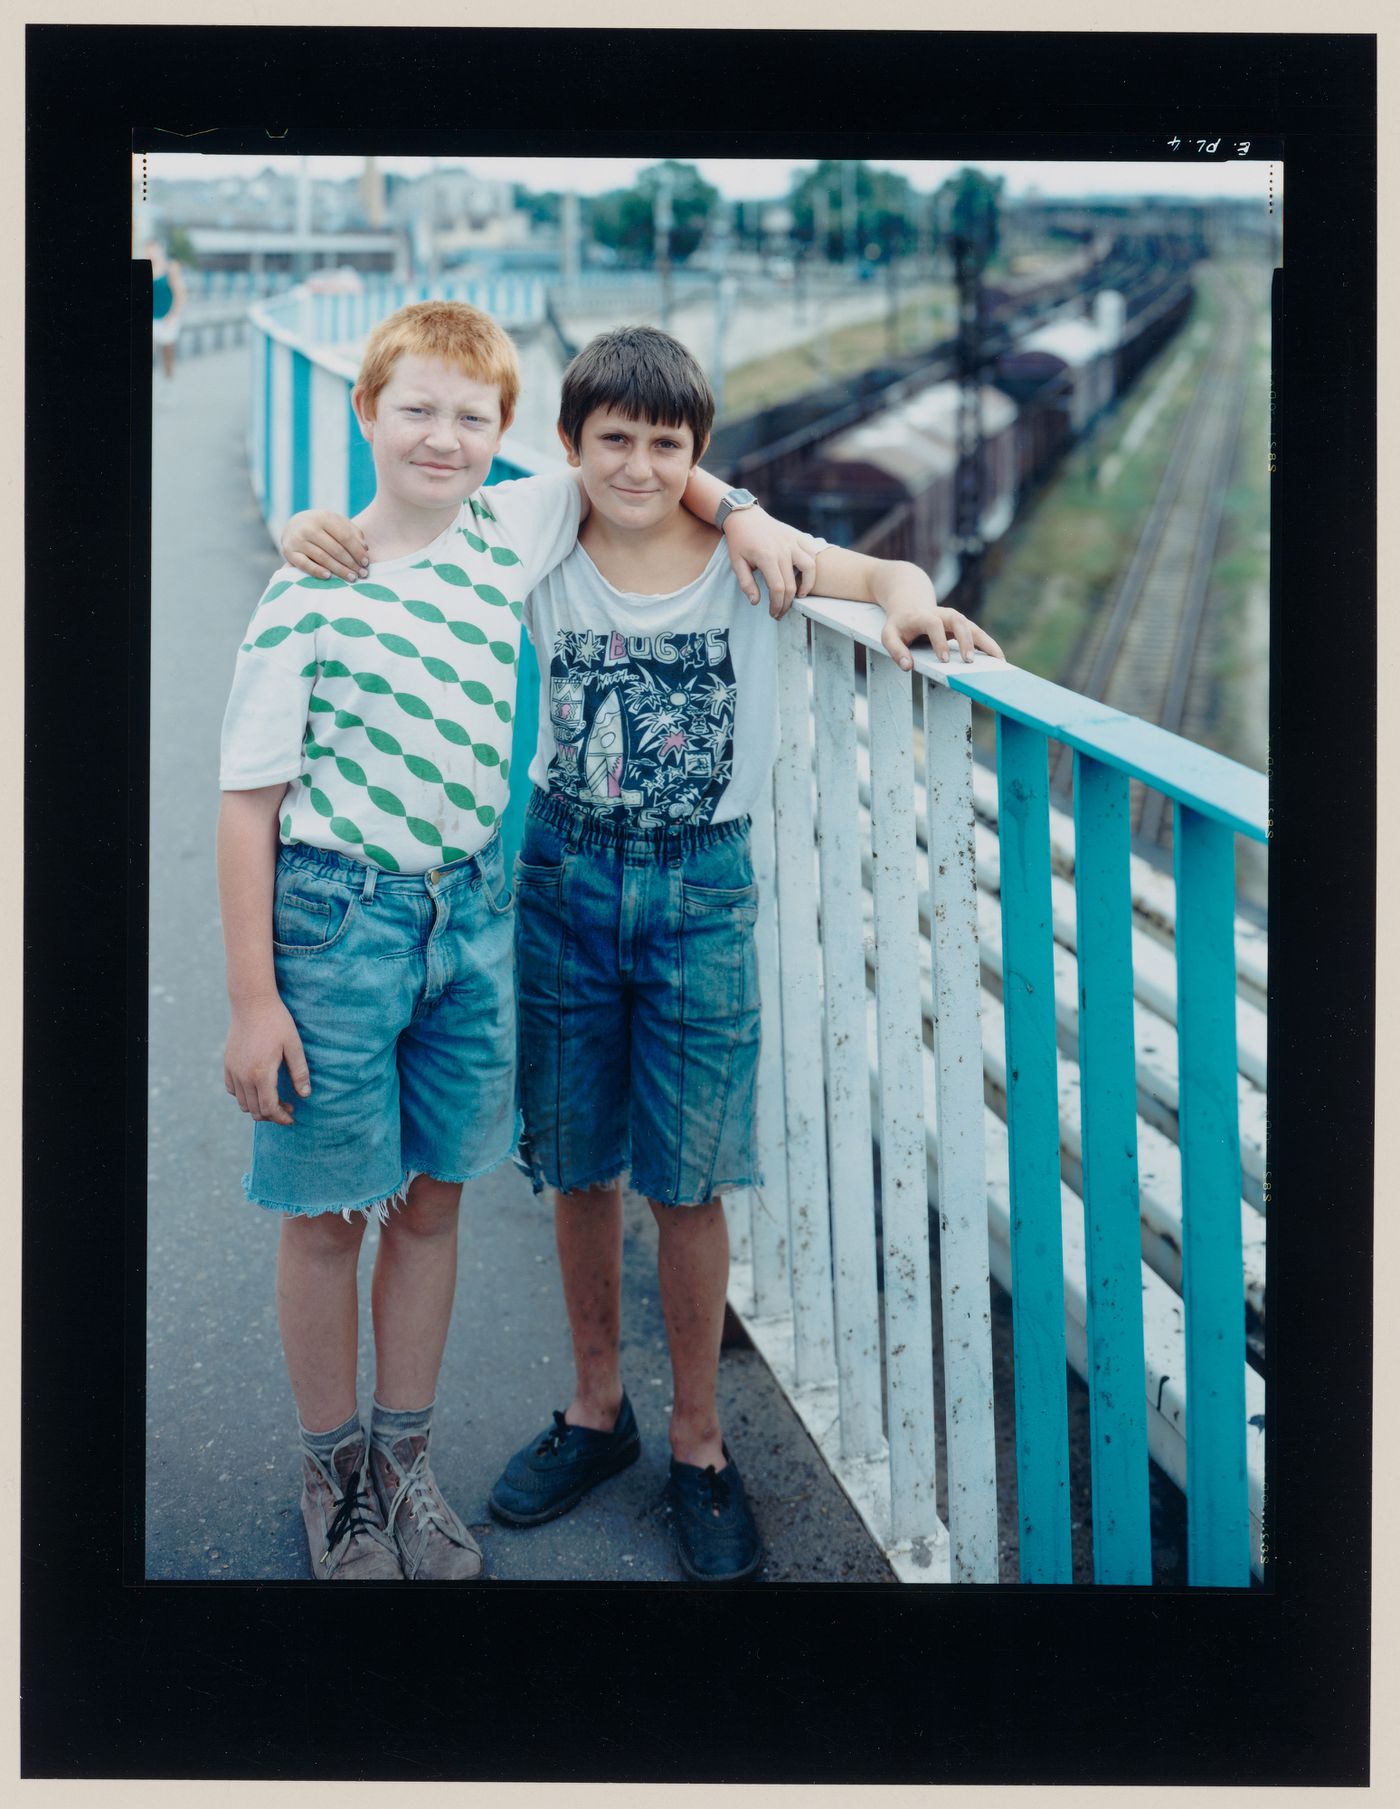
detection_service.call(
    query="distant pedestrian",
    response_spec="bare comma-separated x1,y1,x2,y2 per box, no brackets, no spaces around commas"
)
146,236,186,395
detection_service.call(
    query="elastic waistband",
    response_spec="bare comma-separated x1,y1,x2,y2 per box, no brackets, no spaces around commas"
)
277,834,501,896
526,788,750,859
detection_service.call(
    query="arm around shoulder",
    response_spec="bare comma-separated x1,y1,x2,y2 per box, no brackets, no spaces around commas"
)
280,510,370,582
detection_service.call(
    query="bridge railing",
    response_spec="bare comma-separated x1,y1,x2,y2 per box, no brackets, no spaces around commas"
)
724,600,1266,1585
242,284,1268,1586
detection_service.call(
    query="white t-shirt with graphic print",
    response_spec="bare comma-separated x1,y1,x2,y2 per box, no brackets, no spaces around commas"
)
220,471,581,873
523,536,821,831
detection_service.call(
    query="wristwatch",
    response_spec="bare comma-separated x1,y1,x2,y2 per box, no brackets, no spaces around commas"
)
714,487,758,530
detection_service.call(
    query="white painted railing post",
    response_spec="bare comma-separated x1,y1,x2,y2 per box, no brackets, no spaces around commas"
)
743,779,789,1312
771,616,837,1389
866,654,940,1542
923,678,999,1581
812,625,886,1462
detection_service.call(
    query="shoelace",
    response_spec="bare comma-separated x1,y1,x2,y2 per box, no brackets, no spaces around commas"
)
700,1465,732,1517
322,1467,380,1565
539,1410,571,1457
384,1444,466,1545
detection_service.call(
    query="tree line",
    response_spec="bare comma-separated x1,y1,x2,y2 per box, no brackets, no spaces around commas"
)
514,161,1004,266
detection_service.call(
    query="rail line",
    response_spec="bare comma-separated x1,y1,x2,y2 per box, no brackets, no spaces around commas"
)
1053,265,1255,849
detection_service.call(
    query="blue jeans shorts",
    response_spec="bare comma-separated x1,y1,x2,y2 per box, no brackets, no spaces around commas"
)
244,837,516,1221
514,790,762,1208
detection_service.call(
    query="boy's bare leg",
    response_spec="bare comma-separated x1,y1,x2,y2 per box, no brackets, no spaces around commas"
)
370,1174,462,1409
557,1179,626,1431
276,1210,368,1432
650,1197,729,1472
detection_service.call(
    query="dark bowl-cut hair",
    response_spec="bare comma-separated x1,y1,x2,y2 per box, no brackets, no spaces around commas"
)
558,325,715,457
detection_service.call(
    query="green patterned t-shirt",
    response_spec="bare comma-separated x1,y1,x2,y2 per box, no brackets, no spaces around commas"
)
219,472,580,873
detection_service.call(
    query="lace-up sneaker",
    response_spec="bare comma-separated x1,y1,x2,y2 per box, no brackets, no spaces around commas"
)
300,1434,403,1581
488,1393,641,1527
369,1433,484,1581
667,1448,764,1584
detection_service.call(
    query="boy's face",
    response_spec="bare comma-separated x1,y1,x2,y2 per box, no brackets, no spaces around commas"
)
354,353,506,514
561,408,707,533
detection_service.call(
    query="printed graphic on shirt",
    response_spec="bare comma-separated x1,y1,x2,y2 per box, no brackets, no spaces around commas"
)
547,628,736,827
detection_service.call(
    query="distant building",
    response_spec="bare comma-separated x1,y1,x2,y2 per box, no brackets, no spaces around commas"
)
184,226,403,284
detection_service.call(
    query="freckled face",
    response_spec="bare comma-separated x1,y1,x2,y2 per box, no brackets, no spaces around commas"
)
567,409,698,532
356,354,506,514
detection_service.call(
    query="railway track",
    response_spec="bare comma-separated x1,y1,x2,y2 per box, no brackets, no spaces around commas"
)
1054,265,1255,848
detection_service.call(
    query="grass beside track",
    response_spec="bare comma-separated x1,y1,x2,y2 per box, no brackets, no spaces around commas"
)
972,263,1271,785
720,285,952,421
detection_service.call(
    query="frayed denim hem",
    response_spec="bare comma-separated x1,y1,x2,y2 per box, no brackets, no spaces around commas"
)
637,1173,763,1209
242,1143,518,1226
401,1140,520,1190
243,1170,411,1227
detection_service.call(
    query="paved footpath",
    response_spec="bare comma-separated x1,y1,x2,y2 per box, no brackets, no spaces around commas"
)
144,345,895,1584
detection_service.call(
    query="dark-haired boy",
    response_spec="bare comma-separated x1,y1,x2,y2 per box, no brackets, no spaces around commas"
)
488,326,1001,1581
232,300,815,1583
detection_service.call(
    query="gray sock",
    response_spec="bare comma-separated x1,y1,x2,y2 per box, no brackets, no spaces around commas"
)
299,1410,364,1466
370,1397,434,1451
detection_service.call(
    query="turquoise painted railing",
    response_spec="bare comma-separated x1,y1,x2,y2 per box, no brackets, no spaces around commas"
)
244,284,1266,1585
783,595,1265,1585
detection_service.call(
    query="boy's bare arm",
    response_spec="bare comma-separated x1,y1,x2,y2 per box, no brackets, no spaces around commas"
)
217,788,311,1126
681,465,820,616
811,547,1006,672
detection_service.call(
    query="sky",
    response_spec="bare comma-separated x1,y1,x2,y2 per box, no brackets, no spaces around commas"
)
144,152,1277,205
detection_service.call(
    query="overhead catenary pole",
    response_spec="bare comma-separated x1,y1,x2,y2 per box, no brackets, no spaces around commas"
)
710,201,733,419
842,159,858,266
952,230,987,618
653,166,674,330
946,172,999,619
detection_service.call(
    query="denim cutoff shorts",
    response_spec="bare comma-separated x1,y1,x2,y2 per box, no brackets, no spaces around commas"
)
514,789,762,1208
244,836,516,1221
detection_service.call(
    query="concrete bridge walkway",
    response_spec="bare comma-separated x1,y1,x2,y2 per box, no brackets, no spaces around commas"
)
143,344,896,1584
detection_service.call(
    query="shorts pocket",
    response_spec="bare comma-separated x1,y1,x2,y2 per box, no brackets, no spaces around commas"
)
681,880,759,922
273,875,359,954
515,853,565,890
485,872,515,915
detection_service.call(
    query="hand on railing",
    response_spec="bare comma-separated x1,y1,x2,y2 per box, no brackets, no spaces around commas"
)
879,596,1005,671
807,546,1006,671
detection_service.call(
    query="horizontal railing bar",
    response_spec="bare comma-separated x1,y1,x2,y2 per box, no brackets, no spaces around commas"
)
851,744,1268,1091
797,596,1267,845
964,758,1269,1005
844,786,1269,1211
846,822,1268,1340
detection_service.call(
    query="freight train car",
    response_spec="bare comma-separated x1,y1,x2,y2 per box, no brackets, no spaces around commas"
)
775,266,1194,588
770,381,1019,595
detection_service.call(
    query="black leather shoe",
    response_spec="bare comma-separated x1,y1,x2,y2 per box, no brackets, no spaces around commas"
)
488,1394,641,1527
667,1447,764,1583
